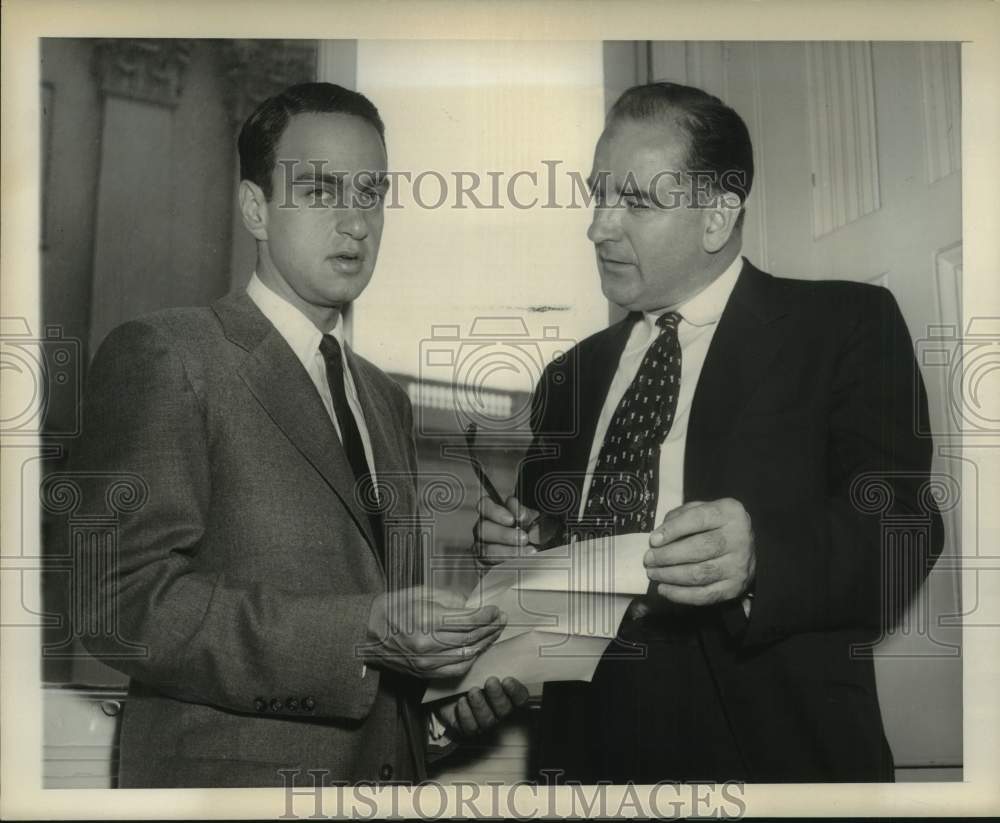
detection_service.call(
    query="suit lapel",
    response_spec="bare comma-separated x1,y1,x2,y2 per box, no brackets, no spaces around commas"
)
212,293,380,558
684,261,793,498
345,348,414,518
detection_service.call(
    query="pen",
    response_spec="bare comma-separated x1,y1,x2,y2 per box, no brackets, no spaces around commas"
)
464,423,547,536
463,423,505,507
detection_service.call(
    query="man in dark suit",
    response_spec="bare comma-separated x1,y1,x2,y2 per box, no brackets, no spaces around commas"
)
475,82,943,783
74,82,525,787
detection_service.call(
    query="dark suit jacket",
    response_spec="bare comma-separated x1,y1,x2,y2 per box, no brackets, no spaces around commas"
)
518,261,943,782
74,292,427,787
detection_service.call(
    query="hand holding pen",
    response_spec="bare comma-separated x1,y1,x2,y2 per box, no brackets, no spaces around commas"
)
466,424,561,565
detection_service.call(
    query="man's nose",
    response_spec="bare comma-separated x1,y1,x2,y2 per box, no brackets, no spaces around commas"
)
587,205,621,244
335,207,369,240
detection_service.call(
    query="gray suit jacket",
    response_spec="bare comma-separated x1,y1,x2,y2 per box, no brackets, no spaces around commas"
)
75,292,427,787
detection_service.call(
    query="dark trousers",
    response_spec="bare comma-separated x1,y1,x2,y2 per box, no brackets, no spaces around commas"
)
535,613,748,784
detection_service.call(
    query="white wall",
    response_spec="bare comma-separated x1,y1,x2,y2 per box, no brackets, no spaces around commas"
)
351,40,607,394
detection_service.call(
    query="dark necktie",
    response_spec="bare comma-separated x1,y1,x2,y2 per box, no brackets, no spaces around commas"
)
319,334,383,557
582,312,682,535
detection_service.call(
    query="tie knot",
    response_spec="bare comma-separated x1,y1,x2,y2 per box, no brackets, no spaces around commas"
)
319,334,342,364
656,311,681,332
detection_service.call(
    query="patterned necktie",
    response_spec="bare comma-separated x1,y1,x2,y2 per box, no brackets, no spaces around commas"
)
319,335,383,557
583,312,682,535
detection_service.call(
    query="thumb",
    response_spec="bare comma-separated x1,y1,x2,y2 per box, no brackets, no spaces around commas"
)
428,587,468,609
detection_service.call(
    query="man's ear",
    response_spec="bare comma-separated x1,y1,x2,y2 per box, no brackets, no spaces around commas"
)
238,179,269,242
702,191,742,253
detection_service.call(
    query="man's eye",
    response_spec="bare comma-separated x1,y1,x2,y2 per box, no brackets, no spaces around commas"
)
625,198,649,210
355,189,384,208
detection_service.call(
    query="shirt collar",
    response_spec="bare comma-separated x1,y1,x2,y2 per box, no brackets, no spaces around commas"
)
643,252,745,331
246,272,346,370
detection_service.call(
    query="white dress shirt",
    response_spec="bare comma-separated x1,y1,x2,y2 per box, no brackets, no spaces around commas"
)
246,273,379,489
579,254,744,524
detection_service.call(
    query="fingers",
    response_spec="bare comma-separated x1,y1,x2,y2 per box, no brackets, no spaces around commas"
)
646,558,726,587
473,495,538,532
473,496,548,566
502,676,530,707
452,677,530,736
477,494,517,528
455,695,479,735
474,496,537,565
435,677,531,739
426,587,468,609
391,599,501,638
482,676,513,718
649,500,724,547
644,530,727,568
433,603,503,633
465,687,497,732
475,520,533,551
505,495,541,530
418,630,503,678
437,619,506,649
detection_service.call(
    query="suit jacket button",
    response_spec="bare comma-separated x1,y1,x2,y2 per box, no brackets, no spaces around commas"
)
254,698,267,713
287,697,299,712
379,763,393,780
270,698,283,712
303,696,316,711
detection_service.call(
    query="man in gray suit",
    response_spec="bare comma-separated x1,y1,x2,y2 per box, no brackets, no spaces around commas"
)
75,82,525,788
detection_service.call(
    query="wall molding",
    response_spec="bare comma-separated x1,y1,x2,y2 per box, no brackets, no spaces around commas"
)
647,41,727,100
219,40,318,127
934,241,963,333
805,41,881,238
92,39,194,108
920,43,962,184
865,269,890,291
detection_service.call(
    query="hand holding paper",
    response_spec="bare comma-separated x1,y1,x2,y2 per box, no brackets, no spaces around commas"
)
434,676,530,737
423,533,651,703
645,498,756,606
361,585,506,680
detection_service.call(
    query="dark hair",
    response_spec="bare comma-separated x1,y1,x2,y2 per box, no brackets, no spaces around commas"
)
238,82,386,200
608,82,754,219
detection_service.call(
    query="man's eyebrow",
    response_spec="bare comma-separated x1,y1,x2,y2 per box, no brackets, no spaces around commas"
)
291,172,346,188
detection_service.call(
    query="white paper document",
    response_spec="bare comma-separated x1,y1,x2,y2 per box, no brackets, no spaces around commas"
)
422,532,651,703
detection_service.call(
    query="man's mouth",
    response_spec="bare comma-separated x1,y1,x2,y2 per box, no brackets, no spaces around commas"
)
330,251,365,272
